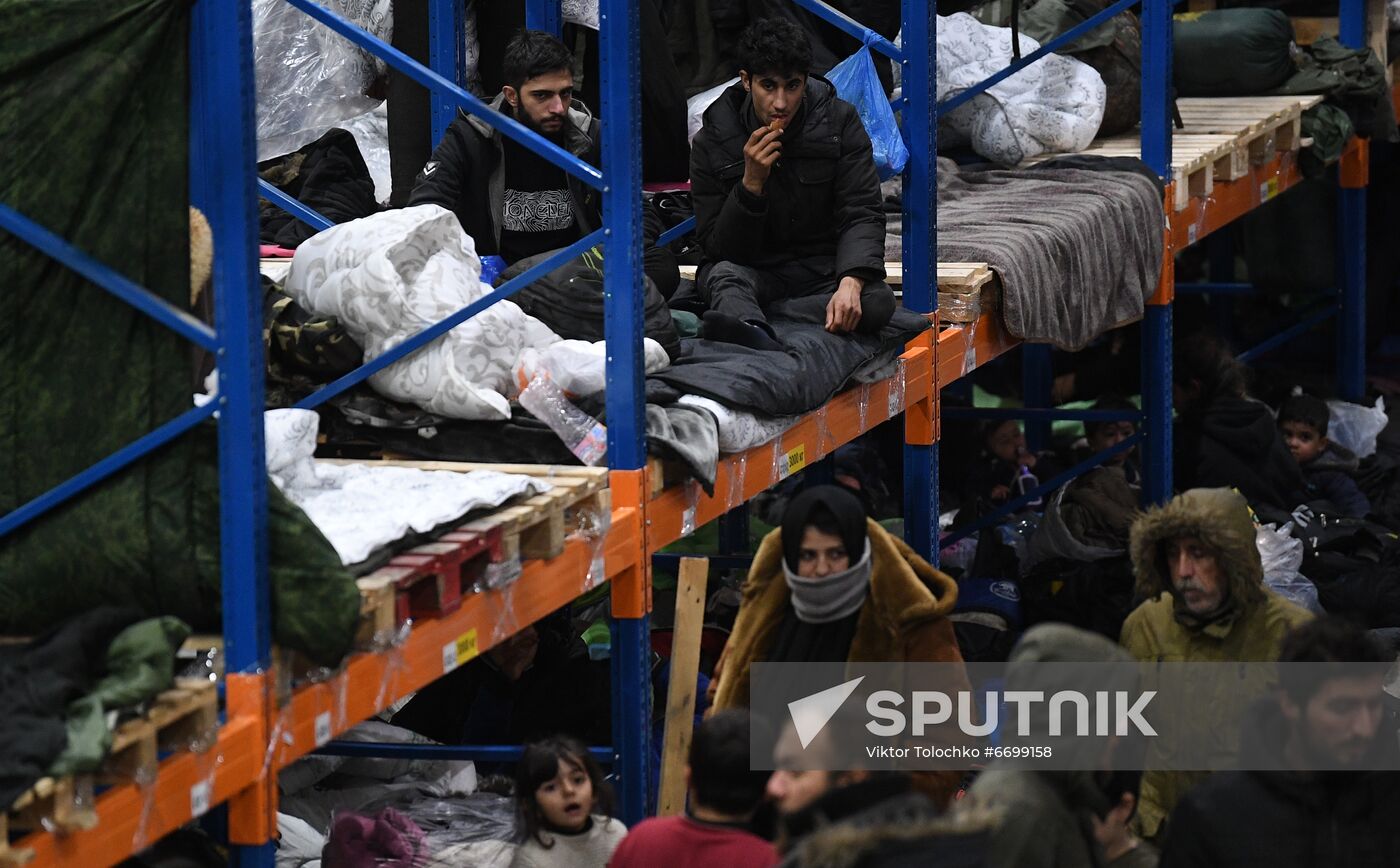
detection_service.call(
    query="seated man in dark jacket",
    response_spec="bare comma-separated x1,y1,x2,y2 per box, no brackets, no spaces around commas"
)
689,18,894,352
1160,617,1400,867
411,29,598,265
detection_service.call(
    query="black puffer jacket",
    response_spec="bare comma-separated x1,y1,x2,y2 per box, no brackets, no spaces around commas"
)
1178,396,1309,513
690,76,886,282
1160,699,1400,868
408,93,601,260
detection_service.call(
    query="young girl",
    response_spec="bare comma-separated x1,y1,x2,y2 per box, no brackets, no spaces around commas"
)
511,736,627,868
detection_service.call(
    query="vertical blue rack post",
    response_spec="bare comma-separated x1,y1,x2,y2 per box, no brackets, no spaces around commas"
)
1335,0,1368,402
594,0,653,823
194,0,276,864
1139,0,1174,505
900,0,938,562
427,0,463,145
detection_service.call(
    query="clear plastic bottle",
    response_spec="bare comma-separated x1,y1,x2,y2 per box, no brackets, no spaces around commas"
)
518,373,608,466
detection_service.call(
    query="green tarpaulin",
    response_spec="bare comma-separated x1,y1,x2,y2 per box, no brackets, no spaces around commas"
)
0,0,358,665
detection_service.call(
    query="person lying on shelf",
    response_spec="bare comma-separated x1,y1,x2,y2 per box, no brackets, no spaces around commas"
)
1277,392,1372,519
688,18,893,352
705,485,970,808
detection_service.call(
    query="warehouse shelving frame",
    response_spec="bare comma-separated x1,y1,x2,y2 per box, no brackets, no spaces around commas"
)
0,0,1375,864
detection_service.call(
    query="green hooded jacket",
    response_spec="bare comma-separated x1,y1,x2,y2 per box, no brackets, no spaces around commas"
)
1121,488,1312,840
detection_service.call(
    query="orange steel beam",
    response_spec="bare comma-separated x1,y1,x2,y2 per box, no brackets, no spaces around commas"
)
645,343,933,552
935,310,1021,386
226,672,276,845
609,469,650,618
17,717,262,868
266,519,637,772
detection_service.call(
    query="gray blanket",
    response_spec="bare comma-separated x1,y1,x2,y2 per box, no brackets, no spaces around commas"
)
887,158,1164,351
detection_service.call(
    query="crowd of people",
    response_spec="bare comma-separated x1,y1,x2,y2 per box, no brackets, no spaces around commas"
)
311,11,1400,867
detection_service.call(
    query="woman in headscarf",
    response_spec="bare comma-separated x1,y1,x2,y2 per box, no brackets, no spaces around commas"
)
707,485,969,806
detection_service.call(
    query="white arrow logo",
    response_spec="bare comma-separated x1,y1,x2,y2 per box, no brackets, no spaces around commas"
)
788,676,865,749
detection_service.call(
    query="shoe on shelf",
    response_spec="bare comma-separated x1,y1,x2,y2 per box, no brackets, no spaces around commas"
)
702,310,785,352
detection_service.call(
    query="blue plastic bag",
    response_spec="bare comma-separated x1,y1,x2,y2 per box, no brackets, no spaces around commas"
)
825,47,909,180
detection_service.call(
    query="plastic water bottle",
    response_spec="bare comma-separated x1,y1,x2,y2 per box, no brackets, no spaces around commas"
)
1015,460,1041,508
518,373,608,466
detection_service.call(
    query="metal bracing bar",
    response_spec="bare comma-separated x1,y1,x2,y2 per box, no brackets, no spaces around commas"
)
598,0,651,826
293,229,605,411
1021,344,1053,452
256,179,334,233
937,0,1137,114
195,0,272,685
1139,0,1173,175
1237,302,1340,364
941,407,1143,422
940,432,1144,547
657,215,696,248
0,402,217,539
282,0,604,189
790,0,903,60
901,0,937,563
1336,185,1367,400
1175,282,1258,295
526,0,564,38
0,203,219,352
427,0,463,145
316,742,614,763
1141,305,1173,505
653,553,755,571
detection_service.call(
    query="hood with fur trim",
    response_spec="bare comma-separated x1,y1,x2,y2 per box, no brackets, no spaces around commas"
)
1129,487,1266,612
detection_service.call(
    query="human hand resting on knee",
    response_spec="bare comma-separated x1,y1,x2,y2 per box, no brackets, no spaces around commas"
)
826,276,864,333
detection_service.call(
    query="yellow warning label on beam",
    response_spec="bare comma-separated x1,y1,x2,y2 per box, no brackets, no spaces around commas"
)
777,444,807,481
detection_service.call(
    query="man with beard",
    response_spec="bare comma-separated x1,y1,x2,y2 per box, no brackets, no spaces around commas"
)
1121,487,1312,842
410,29,599,265
1160,617,1400,867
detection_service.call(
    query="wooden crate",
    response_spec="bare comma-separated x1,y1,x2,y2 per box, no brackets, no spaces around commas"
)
1024,95,1324,210
2,679,219,863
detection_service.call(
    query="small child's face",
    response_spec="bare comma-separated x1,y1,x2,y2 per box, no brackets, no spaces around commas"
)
535,758,594,832
1281,420,1327,465
987,421,1026,463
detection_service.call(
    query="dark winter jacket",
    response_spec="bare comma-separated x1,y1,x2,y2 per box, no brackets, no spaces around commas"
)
778,776,992,868
258,128,382,248
409,93,601,259
1159,698,1400,868
689,77,886,282
1178,396,1310,513
1302,443,1371,518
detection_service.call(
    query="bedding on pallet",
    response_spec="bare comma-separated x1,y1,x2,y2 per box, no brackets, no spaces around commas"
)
884,157,1164,351
266,409,550,566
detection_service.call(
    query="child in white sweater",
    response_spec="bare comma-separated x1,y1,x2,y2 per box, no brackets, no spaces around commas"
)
510,735,627,868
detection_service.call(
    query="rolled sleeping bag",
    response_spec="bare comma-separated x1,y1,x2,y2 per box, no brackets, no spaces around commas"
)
1173,9,1297,97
